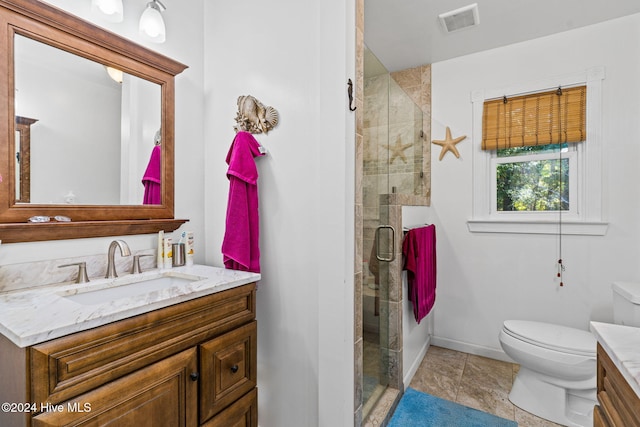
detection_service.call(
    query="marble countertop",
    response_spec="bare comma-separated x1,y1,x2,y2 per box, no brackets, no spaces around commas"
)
0,265,260,348
590,321,640,398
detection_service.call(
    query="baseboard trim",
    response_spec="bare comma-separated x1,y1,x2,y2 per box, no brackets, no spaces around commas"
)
403,335,431,389
430,336,514,363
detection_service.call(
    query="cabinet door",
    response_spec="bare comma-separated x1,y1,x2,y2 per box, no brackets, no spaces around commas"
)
202,388,257,427
594,405,611,427
200,321,257,423
597,344,640,427
32,348,198,427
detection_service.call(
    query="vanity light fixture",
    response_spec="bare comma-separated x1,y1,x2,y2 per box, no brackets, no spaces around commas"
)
139,0,166,43
91,0,124,23
105,66,123,83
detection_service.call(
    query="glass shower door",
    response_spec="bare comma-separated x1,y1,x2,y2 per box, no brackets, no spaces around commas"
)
361,46,424,419
362,46,392,416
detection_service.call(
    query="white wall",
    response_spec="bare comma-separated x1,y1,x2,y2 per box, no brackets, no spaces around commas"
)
203,1,355,426
0,0,206,266
1,2,357,425
430,14,640,360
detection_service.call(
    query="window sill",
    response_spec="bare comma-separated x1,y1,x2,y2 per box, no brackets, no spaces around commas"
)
467,220,608,236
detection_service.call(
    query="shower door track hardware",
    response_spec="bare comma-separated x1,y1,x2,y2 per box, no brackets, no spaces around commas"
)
375,225,396,262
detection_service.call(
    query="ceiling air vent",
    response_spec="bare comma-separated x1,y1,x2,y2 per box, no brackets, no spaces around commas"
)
439,3,479,33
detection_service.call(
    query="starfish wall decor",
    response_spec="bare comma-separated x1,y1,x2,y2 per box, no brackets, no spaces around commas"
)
383,135,413,164
432,126,466,161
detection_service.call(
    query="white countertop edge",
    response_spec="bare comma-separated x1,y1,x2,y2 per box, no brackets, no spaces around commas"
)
590,321,640,399
0,265,260,348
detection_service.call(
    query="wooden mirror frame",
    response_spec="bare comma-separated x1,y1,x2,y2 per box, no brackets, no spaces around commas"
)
0,0,188,243
14,115,37,203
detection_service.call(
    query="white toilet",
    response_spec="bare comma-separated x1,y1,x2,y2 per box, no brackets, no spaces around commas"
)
499,281,640,427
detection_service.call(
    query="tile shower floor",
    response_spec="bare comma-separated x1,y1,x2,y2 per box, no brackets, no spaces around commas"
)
407,345,563,427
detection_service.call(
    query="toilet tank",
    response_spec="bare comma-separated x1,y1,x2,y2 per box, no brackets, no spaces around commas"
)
612,282,640,327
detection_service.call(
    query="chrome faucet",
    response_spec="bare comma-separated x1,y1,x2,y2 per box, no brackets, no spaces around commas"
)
105,240,131,278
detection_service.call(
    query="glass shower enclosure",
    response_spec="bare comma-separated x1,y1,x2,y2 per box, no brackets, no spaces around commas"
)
361,46,423,417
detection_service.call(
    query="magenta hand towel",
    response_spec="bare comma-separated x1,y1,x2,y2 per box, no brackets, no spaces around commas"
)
221,131,265,273
142,145,161,205
402,225,437,324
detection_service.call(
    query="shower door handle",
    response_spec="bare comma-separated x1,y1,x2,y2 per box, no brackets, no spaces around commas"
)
375,225,396,262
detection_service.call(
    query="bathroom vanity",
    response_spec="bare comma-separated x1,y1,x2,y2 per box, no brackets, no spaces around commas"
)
0,265,259,427
591,322,640,427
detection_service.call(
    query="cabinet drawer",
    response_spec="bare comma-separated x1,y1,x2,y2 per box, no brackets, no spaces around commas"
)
202,388,257,427
200,321,257,423
32,347,198,427
31,283,256,406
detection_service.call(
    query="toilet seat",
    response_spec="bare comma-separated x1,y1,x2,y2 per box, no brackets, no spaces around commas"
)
503,320,596,357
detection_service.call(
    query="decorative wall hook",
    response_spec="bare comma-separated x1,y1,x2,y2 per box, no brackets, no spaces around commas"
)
347,79,357,111
234,95,279,134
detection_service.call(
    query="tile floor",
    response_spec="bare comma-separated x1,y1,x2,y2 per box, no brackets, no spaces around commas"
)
408,345,563,426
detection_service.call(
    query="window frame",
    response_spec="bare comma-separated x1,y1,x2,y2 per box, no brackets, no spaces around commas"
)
467,67,608,235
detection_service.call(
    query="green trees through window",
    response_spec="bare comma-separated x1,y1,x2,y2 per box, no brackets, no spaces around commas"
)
496,144,570,212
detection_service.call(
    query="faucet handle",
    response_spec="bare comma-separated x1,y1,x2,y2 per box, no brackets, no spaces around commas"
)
58,262,90,284
131,254,155,274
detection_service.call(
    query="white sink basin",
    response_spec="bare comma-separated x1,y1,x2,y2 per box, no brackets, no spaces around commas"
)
60,272,204,305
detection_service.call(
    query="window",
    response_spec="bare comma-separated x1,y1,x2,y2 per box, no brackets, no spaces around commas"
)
468,67,607,235
493,144,576,216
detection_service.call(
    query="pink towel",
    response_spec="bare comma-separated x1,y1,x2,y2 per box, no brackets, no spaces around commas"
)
221,131,265,273
142,145,161,205
402,225,437,324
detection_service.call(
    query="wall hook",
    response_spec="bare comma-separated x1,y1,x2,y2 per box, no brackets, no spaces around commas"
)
234,95,279,134
347,79,357,111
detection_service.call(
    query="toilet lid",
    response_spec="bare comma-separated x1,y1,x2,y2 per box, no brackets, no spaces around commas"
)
503,320,596,357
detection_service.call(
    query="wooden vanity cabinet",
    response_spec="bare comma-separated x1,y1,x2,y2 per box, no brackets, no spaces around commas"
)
594,343,640,427
32,347,199,426
0,283,257,427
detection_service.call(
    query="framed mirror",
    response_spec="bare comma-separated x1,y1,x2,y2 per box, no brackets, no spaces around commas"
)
0,0,188,243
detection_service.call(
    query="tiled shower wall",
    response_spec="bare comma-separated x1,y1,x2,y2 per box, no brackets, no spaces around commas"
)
362,70,430,292
390,65,432,197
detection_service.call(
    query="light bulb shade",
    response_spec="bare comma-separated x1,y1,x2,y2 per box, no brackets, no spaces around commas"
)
91,0,123,23
139,2,166,43
105,66,123,84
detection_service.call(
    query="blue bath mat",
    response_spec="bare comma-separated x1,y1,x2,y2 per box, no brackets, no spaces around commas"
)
388,388,517,427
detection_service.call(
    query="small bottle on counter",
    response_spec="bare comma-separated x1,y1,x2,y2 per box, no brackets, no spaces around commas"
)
157,230,164,268
163,237,173,269
186,231,194,266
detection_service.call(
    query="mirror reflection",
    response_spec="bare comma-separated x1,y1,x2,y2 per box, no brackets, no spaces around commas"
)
14,34,162,206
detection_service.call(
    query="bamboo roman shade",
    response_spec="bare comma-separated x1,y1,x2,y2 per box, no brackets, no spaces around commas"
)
482,85,586,150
